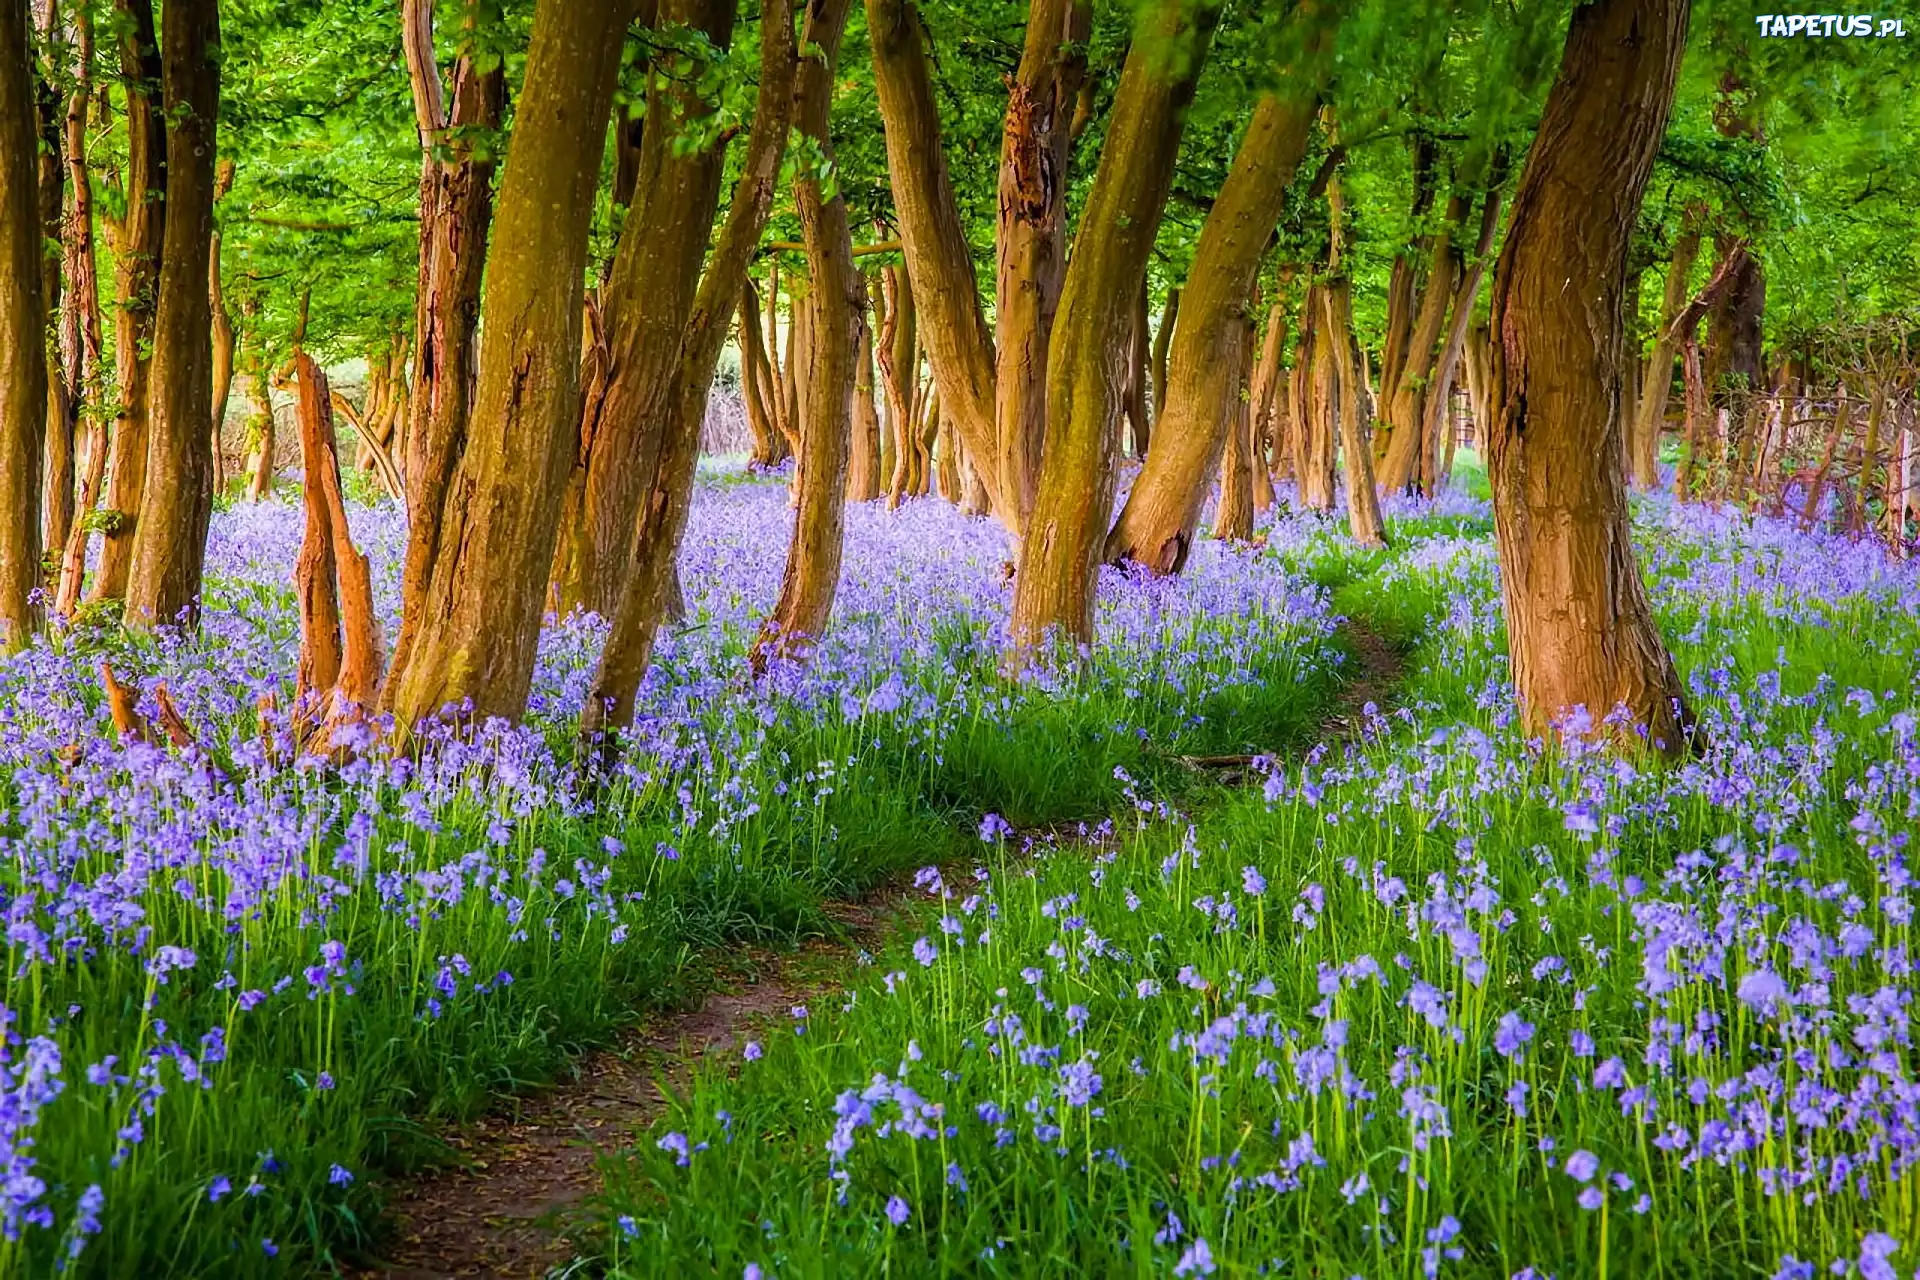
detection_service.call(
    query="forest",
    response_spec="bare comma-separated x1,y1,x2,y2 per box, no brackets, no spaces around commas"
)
0,0,1917,1274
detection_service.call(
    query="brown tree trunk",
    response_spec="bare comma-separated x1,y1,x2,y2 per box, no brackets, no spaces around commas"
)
1292,292,1337,510
1209,313,1255,542
1150,286,1179,423
208,159,236,496
1630,206,1703,488
1102,9,1333,571
1372,162,1460,496
879,262,918,508
92,0,166,605
244,331,276,501
1322,277,1387,547
54,4,101,577
1011,0,1222,654
1486,0,1691,752
584,0,798,739
739,277,788,467
1416,177,1505,496
385,0,632,731
848,279,883,500
1,0,47,648
993,0,1089,529
867,0,1009,526
293,354,343,703
751,0,859,671
34,6,69,578
554,0,739,621
384,0,506,709
125,0,219,631
1251,294,1289,490
1122,278,1151,458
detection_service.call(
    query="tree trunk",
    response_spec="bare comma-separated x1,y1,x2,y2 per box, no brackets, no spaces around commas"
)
384,0,506,709
1150,286,1178,423
1249,292,1289,498
1209,313,1255,542
554,0,739,621
1292,291,1337,510
293,354,343,703
879,262,918,508
125,0,219,631
866,0,1009,526
751,0,859,671
1372,172,1460,497
1122,277,1150,458
1011,0,1222,654
848,278,883,500
54,3,101,584
1322,277,1387,547
584,0,798,740
34,7,69,578
1102,10,1333,571
208,159,236,496
1,0,47,648
1630,207,1702,488
993,0,1089,529
740,278,787,467
1485,0,1691,752
244,337,276,501
92,0,166,605
1416,178,1504,495
385,0,632,731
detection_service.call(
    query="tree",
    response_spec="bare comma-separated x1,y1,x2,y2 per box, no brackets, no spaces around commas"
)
125,0,220,630
1485,0,1692,751
385,0,634,731
1104,0,1342,573
1011,0,1223,656
751,0,860,671
1,0,47,650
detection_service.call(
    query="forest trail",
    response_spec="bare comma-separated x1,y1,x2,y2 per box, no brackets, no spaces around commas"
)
364,614,1406,1279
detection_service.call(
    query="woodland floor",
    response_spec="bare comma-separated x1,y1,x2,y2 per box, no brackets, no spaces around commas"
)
362,618,1407,1279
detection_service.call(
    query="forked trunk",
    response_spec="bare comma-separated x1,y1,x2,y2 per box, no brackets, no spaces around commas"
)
1,0,47,648
1209,314,1256,543
1485,0,1691,752
385,0,631,731
583,0,799,739
126,0,220,631
1630,208,1703,488
1012,0,1223,653
1103,9,1334,571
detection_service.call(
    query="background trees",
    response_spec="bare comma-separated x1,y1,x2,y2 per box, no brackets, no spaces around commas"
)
7,0,1915,747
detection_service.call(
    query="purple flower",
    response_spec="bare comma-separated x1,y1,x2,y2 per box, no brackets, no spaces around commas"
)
329,1164,354,1186
1577,1186,1605,1211
1493,1011,1535,1060
743,1041,764,1062
912,936,938,967
884,1195,911,1226
1737,969,1790,1015
1174,1238,1216,1276
1563,1150,1600,1183
208,1177,232,1203
1241,866,1267,896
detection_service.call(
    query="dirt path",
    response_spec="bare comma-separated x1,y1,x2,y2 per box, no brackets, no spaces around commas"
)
362,618,1406,1279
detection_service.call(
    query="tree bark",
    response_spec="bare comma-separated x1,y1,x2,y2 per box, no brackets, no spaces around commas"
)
385,0,632,731
1208,313,1255,542
1322,277,1387,547
739,277,789,467
1103,6,1335,570
54,3,101,562
584,0,798,739
866,0,1008,526
1416,177,1504,495
752,0,858,671
1150,286,1178,423
207,159,236,496
879,262,919,508
1011,0,1222,653
553,0,739,621
293,354,343,703
1122,278,1151,458
125,0,219,630
993,0,1090,527
849,279,883,500
243,332,276,501
1630,207,1703,488
92,0,166,604
1485,0,1691,752
384,0,506,708
34,5,69,576
1,0,47,649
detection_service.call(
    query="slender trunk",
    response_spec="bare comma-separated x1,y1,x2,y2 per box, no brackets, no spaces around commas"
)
1800,394,1848,530
1208,313,1255,542
1102,9,1334,570
1463,320,1491,450
866,0,1008,525
244,333,276,501
879,262,918,508
125,0,219,630
1486,0,1691,751
1323,277,1387,547
293,354,343,703
555,0,739,621
1150,286,1178,423
92,0,166,604
584,0,798,738
739,278,788,466
385,0,632,731
1,0,47,648
1012,0,1222,652
1373,185,1461,496
34,8,69,576
384,0,507,709
1631,209,1703,488
868,270,894,483
54,4,101,577
1292,292,1337,509
207,159,235,496
914,381,939,497
1123,277,1150,458
848,280,883,500
993,0,1089,528
1416,178,1504,495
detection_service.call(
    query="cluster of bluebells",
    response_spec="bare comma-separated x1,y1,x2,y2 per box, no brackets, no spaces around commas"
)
607,489,1920,1279
0,473,1339,1271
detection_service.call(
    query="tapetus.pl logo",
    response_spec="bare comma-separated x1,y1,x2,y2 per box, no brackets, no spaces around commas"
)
1752,14,1908,36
